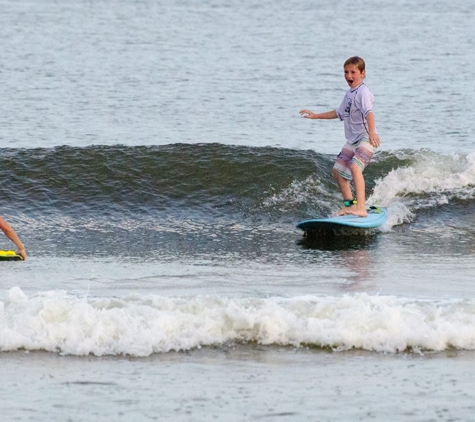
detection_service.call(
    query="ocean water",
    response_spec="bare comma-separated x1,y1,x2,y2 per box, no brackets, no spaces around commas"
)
1,0,475,421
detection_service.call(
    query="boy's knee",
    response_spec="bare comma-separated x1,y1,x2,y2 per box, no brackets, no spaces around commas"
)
349,162,363,175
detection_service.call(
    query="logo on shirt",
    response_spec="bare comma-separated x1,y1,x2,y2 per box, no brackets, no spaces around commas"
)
344,98,352,116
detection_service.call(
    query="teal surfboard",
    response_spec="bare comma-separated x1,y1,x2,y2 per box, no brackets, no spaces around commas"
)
296,206,387,232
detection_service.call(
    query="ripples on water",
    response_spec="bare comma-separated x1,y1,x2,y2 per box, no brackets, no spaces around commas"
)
1,1,473,152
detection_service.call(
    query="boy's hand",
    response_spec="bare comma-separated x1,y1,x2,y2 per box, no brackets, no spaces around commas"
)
369,132,380,148
300,109,315,119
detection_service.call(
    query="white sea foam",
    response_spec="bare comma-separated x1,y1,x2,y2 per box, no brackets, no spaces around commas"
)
2,287,475,356
366,151,475,229
371,152,475,208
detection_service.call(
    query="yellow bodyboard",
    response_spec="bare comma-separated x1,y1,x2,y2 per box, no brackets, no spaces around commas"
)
0,250,24,261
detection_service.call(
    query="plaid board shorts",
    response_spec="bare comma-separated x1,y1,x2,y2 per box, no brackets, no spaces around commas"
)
333,139,375,180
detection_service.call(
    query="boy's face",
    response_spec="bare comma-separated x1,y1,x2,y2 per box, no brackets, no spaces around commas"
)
344,64,365,89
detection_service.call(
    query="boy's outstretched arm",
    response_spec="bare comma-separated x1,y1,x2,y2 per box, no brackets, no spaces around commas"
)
300,109,338,119
0,216,27,260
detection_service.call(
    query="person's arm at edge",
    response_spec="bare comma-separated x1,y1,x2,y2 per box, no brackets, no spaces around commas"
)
0,216,27,260
300,109,338,120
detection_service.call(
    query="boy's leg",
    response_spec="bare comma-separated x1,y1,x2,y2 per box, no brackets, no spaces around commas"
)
344,139,375,217
333,143,356,214
345,163,368,217
333,140,374,217
332,168,353,201
333,168,358,216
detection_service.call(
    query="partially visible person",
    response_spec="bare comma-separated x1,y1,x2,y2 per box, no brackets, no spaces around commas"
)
0,216,27,260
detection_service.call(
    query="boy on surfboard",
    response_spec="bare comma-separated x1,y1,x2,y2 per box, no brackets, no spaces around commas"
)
300,56,380,217
0,216,27,260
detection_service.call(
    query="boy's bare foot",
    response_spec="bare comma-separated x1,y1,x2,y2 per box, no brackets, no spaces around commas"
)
336,207,348,216
345,205,368,217
336,205,368,217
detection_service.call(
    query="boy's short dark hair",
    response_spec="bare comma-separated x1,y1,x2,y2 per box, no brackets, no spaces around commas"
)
344,56,366,72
